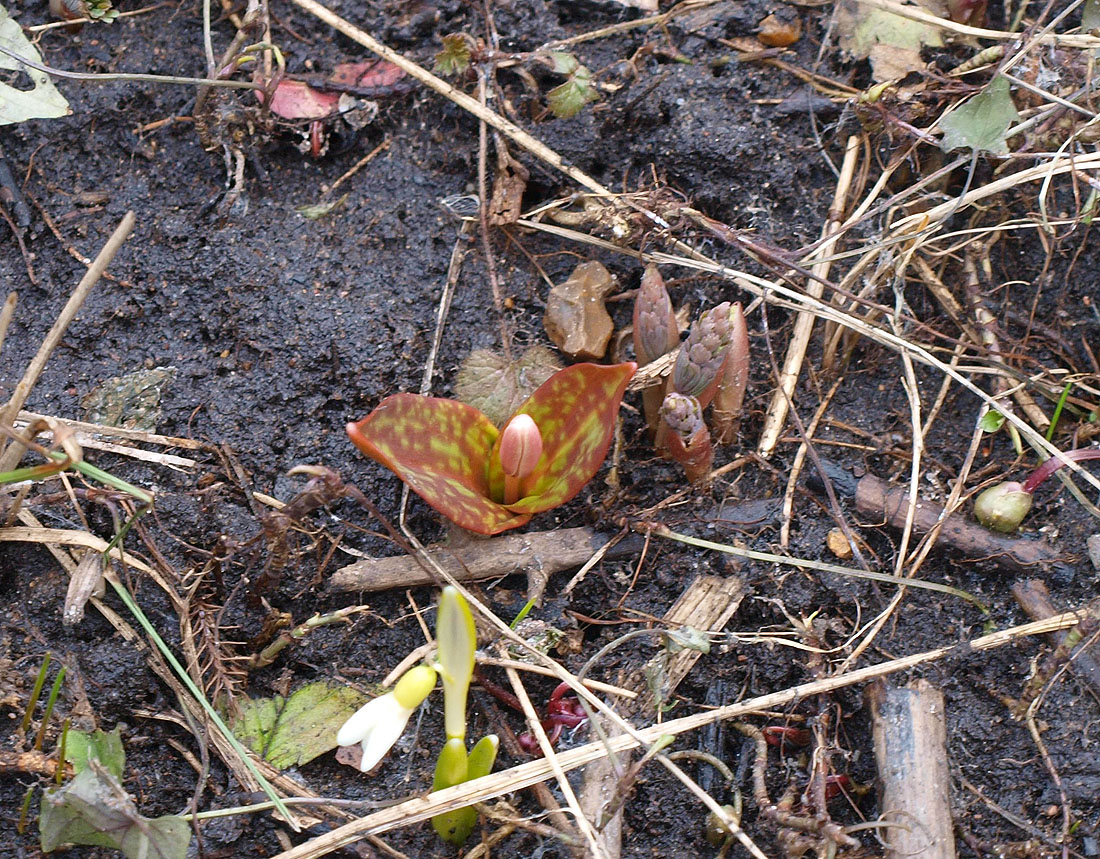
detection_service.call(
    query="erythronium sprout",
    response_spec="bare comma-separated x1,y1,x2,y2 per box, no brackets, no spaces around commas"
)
498,413,543,504
336,664,437,772
974,447,1100,532
346,362,635,535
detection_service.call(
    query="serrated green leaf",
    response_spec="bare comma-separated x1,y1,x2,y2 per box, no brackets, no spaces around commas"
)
939,76,1019,156
435,34,472,76
229,681,368,769
65,727,125,779
40,764,189,859
548,51,579,75
0,4,71,125
547,69,599,119
454,346,562,427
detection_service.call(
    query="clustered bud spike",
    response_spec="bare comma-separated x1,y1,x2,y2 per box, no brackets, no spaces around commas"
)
633,264,679,366
712,302,749,445
672,301,733,406
661,392,714,483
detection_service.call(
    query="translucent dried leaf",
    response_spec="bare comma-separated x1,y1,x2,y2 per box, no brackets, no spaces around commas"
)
543,261,616,359
454,346,561,427
0,5,71,125
835,0,944,82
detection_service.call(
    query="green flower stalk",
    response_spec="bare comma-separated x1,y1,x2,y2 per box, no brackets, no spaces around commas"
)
712,302,749,445
672,301,733,407
431,586,498,845
436,586,476,742
661,392,714,484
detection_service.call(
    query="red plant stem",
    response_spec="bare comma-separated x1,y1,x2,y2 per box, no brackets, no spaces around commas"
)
503,474,521,505
1021,448,1100,494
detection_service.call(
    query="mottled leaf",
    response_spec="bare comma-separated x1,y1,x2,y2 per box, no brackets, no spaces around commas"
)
494,362,635,513
40,763,189,859
348,394,531,534
435,34,472,76
454,346,562,427
547,67,599,119
229,681,368,769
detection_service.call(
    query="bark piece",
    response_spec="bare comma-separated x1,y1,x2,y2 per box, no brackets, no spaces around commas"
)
868,679,955,859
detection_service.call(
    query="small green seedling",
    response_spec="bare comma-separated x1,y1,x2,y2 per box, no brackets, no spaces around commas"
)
974,447,1100,532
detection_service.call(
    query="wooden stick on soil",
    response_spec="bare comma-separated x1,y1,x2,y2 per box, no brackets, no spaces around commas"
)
757,135,858,459
327,526,644,599
868,679,956,859
0,211,135,472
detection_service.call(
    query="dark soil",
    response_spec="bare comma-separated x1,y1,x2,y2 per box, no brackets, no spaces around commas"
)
3,0,1100,856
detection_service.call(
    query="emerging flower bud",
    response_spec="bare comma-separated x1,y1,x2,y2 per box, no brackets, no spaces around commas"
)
973,481,1033,533
661,392,714,484
672,302,733,406
336,664,438,772
498,414,543,479
633,264,678,366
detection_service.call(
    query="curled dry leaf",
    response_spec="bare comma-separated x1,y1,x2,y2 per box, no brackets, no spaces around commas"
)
543,261,616,360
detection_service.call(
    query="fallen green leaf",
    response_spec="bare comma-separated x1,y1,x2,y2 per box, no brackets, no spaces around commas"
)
939,76,1019,156
230,681,367,770
297,193,349,220
65,727,125,779
40,763,189,859
0,4,71,125
453,345,562,427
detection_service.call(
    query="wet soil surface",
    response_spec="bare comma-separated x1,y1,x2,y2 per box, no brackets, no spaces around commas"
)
3,0,1100,856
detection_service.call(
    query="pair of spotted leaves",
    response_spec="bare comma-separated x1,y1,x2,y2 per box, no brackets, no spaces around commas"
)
348,363,636,535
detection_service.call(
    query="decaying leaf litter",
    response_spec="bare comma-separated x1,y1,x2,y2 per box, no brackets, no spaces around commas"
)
2,0,1100,854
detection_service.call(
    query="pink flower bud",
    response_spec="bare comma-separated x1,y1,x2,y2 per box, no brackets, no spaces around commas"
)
973,481,1033,532
498,414,543,479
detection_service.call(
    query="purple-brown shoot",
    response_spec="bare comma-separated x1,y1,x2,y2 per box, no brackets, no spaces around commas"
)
499,413,543,505
661,392,714,484
711,302,749,445
672,301,733,408
975,447,1100,532
633,264,680,435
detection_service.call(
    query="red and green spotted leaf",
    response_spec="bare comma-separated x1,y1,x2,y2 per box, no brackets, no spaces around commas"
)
347,395,531,534
494,362,636,513
347,362,636,535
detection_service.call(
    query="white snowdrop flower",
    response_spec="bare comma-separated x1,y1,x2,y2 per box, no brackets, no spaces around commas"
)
337,664,437,773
